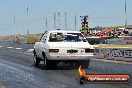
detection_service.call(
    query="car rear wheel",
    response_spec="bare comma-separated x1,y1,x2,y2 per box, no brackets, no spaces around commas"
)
43,53,57,69
44,55,49,69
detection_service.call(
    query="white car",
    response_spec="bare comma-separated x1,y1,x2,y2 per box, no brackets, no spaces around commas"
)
33,30,94,69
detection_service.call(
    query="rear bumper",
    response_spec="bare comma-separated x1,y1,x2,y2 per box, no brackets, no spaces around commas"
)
47,53,94,60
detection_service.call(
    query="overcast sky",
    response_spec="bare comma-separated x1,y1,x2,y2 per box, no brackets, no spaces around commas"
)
0,0,132,35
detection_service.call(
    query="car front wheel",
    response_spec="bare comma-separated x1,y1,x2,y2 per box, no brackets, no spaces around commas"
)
33,55,40,67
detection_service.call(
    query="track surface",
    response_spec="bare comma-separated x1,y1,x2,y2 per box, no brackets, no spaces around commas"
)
0,41,132,88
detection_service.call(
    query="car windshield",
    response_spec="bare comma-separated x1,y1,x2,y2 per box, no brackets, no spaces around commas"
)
49,32,87,42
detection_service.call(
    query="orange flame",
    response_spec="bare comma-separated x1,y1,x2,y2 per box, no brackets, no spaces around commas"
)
78,66,86,76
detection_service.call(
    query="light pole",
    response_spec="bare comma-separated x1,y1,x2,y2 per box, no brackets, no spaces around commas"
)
46,17,48,29
13,10,15,24
65,12,67,30
125,0,127,28
58,12,60,29
54,12,56,30
75,12,76,31
26,3,29,36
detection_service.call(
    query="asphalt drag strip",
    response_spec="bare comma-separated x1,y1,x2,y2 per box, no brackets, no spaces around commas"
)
0,42,132,88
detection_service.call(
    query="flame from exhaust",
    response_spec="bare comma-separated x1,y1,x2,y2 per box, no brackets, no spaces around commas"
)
78,66,86,76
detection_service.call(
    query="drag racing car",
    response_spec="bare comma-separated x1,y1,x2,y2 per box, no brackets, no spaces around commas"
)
33,30,94,69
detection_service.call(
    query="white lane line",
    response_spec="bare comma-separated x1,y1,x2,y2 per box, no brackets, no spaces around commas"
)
0,46,4,48
6,46,13,49
26,49,34,52
15,48,22,50
0,86,7,88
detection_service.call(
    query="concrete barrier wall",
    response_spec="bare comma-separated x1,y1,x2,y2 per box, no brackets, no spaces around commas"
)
105,37,132,44
94,48,132,62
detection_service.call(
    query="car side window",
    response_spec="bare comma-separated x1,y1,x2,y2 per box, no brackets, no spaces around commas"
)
40,32,47,43
39,34,44,42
